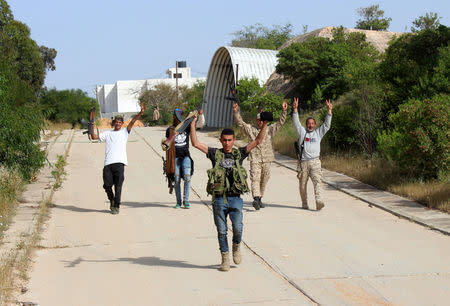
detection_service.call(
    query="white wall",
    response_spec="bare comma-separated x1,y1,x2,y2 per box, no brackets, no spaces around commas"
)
166,67,191,79
116,80,146,113
97,75,206,117
104,84,117,113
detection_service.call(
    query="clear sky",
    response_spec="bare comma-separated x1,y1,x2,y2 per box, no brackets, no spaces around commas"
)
7,0,450,96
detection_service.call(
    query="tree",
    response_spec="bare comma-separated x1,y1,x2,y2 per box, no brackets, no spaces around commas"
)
139,83,179,125
0,0,13,29
231,23,293,50
379,25,450,111
0,1,56,98
39,45,57,71
356,4,391,31
0,20,45,97
411,12,441,32
236,77,285,121
181,80,205,112
39,88,97,125
0,58,45,180
276,27,379,109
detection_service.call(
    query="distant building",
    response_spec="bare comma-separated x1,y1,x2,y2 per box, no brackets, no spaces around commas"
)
96,62,205,119
203,47,279,127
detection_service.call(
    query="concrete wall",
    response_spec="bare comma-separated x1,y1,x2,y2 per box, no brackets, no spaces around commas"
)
104,84,117,113
116,80,146,113
166,67,191,79
97,76,206,118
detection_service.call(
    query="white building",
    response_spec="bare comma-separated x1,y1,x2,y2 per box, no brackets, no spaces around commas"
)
96,63,206,119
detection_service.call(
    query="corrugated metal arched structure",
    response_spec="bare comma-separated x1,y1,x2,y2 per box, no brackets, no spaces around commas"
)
203,46,278,127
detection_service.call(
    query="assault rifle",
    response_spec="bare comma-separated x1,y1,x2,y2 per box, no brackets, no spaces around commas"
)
225,63,240,105
161,100,206,151
82,101,99,141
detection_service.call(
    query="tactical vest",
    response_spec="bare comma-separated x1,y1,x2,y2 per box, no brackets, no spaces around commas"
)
207,148,249,200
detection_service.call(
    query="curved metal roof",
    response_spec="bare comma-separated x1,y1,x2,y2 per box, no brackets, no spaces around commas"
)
203,46,278,127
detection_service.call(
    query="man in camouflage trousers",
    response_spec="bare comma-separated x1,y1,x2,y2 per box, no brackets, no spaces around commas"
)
233,100,288,210
292,97,333,211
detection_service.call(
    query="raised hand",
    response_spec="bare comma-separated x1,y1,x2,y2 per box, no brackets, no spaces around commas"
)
282,99,288,111
233,102,239,113
325,99,332,114
191,114,198,126
293,97,299,112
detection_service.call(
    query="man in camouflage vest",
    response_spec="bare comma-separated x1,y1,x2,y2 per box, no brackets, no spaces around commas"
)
190,113,268,272
233,100,288,210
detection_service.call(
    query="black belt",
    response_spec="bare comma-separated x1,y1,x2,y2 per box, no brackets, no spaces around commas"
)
225,193,240,197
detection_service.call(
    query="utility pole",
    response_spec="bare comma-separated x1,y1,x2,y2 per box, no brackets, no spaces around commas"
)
175,60,179,103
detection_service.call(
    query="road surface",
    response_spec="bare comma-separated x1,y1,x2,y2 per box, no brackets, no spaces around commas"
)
20,127,450,305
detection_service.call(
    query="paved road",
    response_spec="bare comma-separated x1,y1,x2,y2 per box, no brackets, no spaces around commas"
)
21,127,450,305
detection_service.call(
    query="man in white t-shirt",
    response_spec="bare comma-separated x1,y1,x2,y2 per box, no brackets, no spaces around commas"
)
91,102,145,214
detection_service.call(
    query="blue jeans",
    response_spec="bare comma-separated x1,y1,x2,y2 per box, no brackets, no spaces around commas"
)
174,156,191,204
212,196,243,252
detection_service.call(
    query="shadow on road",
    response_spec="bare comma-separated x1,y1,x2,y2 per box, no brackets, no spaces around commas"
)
242,202,303,212
121,201,173,208
121,201,209,208
52,204,110,214
63,256,220,270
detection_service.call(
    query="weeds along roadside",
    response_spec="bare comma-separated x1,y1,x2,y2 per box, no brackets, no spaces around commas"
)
0,168,24,243
0,131,73,305
0,129,63,244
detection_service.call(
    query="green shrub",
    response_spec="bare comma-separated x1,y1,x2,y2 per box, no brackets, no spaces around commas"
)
0,59,45,181
377,94,450,180
39,88,97,125
236,77,285,120
276,27,379,109
379,26,450,111
321,101,359,152
0,166,23,233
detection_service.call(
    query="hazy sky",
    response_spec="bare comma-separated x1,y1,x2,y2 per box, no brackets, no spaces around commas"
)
7,0,450,96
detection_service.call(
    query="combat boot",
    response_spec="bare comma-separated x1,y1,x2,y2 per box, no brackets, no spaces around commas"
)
316,200,325,211
220,252,230,271
252,197,260,210
232,243,242,264
258,197,265,208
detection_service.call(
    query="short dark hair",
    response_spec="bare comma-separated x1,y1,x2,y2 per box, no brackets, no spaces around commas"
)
306,117,316,125
114,114,124,122
220,128,235,137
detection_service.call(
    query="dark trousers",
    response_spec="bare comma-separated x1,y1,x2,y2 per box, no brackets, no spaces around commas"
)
103,163,125,207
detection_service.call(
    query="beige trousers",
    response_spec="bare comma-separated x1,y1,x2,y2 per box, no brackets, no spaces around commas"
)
297,159,323,205
249,161,271,198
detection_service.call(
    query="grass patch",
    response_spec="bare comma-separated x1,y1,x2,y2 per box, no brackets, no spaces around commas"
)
271,118,450,213
0,196,52,305
51,155,67,190
273,122,298,158
321,153,450,213
0,168,24,242
389,181,449,212
0,131,72,304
